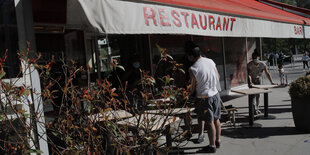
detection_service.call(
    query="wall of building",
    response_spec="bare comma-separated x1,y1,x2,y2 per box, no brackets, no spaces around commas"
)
0,0,20,78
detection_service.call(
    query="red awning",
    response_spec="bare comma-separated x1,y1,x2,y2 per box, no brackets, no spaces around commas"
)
147,0,310,25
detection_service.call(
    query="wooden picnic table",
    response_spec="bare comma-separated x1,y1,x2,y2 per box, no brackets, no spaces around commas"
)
231,88,271,126
145,107,195,138
88,110,133,154
117,113,180,147
146,97,172,108
145,107,195,115
88,110,133,122
154,98,171,103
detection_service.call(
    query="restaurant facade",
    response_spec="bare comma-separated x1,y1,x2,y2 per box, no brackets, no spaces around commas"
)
2,0,310,94
1,0,310,153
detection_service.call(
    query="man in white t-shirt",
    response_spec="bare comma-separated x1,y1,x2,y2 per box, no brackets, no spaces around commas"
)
247,50,275,114
186,41,221,153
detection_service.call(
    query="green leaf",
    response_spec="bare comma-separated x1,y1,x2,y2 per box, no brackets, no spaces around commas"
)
157,77,165,84
0,71,6,79
148,77,156,85
145,136,152,141
22,90,31,96
117,65,125,71
166,54,174,60
107,122,118,136
51,131,59,137
178,68,185,74
66,136,72,141
156,44,162,54
23,113,30,118
88,104,92,113
165,76,171,84
26,149,44,154
146,100,156,104
169,95,176,101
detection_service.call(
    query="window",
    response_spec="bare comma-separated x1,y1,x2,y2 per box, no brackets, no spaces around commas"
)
97,37,121,73
193,36,225,91
224,37,247,88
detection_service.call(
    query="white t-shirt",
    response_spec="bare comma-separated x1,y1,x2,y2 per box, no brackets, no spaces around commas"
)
190,57,221,98
279,68,285,77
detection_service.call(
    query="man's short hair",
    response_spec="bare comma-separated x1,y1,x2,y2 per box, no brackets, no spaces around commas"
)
185,41,201,58
252,49,260,59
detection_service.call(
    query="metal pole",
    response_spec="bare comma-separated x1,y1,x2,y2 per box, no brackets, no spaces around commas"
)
248,95,254,126
222,37,227,90
148,35,154,76
264,93,268,118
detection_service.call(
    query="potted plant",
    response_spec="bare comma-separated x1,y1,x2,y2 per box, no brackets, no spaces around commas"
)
288,72,310,132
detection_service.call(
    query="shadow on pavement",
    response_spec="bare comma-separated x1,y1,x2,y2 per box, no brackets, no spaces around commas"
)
168,146,203,155
221,126,307,139
268,107,292,114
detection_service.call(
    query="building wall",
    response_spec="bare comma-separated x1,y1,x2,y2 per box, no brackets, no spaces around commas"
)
0,0,20,78
9,0,259,92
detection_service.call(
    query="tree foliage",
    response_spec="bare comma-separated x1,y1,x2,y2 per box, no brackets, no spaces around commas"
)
0,45,191,154
274,0,296,5
295,0,310,9
263,38,310,56
274,0,310,9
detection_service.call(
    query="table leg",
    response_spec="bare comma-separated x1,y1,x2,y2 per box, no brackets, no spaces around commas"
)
264,93,268,117
248,95,254,126
165,125,172,147
184,112,192,139
257,92,275,120
105,133,115,154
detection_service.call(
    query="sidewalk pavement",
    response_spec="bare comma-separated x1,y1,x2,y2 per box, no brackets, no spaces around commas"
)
174,61,310,155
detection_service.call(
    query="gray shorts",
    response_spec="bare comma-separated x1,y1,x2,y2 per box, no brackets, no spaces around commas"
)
195,93,221,122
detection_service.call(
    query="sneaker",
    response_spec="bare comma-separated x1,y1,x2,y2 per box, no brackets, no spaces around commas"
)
254,109,261,115
215,140,221,148
201,145,216,153
184,131,192,140
197,134,205,143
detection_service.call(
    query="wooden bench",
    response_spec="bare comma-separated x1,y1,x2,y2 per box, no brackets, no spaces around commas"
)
145,107,195,139
117,113,180,147
146,97,172,108
88,110,133,122
221,100,237,127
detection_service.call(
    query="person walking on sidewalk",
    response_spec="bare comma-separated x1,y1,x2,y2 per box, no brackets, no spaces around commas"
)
278,63,286,86
301,52,309,70
247,50,276,115
186,41,222,153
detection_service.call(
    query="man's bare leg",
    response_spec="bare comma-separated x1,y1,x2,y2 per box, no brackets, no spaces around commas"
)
206,121,216,147
197,120,205,142
214,119,221,144
200,120,205,135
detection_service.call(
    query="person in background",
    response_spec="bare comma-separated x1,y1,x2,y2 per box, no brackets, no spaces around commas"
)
186,41,221,153
274,52,279,65
247,50,276,115
278,63,285,86
301,52,309,70
121,58,141,90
